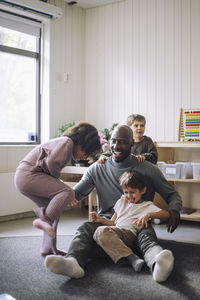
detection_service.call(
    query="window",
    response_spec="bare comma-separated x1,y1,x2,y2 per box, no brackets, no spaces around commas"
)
0,11,41,144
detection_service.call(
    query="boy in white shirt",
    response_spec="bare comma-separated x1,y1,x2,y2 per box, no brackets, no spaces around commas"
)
90,171,173,279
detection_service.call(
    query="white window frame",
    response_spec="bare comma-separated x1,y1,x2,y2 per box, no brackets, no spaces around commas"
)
0,1,62,145
0,11,41,144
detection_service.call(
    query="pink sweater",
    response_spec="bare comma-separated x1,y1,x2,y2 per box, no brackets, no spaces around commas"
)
17,137,73,178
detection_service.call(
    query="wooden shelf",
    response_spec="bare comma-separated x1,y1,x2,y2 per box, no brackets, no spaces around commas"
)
156,142,200,222
181,209,200,222
155,141,200,148
61,166,88,175
167,178,200,183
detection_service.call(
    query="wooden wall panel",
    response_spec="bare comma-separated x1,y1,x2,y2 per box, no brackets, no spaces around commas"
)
85,0,200,141
49,0,85,137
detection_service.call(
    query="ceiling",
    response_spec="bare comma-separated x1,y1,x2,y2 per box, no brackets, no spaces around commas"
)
64,0,123,9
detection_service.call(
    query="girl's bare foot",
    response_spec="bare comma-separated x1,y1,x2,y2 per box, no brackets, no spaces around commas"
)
33,218,55,238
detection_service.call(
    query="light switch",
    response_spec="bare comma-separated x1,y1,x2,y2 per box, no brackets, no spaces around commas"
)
63,73,69,83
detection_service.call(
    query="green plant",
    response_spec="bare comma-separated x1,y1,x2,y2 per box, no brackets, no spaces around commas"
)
55,121,75,138
99,123,118,152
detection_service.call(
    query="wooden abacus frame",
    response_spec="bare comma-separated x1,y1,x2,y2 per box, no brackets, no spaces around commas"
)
179,108,200,142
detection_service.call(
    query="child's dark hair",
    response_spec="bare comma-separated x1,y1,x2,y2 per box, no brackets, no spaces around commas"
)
126,114,146,126
63,122,101,156
119,171,146,190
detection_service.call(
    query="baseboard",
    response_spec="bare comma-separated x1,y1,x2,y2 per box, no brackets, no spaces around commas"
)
0,205,86,222
0,211,35,222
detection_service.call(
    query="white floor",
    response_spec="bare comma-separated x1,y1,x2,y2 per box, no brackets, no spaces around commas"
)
0,207,200,244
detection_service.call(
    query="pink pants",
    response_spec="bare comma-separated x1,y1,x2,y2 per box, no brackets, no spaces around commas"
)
93,226,136,263
14,169,74,255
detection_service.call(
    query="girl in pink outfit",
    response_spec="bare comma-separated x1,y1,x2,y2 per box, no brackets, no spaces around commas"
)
15,122,101,256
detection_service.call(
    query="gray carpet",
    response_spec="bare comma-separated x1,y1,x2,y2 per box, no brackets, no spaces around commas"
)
0,236,200,300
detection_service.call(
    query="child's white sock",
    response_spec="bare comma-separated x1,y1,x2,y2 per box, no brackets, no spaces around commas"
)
44,255,85,278
153,249,174,282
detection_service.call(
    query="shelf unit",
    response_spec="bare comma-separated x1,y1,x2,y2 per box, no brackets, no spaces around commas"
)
154,142,200,222
167,178,200,183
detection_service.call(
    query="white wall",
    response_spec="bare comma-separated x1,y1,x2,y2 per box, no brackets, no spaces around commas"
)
1,0,200,216
0,0,85,216
49,0,85,138
0,173,36,215
0,146,35,215
85,0,200,141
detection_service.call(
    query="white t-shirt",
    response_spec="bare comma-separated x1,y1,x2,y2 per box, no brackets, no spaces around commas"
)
113,196,161,235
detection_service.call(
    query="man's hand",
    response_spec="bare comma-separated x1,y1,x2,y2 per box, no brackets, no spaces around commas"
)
167,210,180,233
69,198,78,207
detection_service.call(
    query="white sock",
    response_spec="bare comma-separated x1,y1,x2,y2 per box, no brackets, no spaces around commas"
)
153,250,174,282
44,255,85,278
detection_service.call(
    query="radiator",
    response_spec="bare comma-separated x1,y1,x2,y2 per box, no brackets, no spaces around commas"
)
0,173,33,216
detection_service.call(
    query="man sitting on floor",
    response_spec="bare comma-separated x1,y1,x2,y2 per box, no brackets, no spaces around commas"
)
45,125,182,282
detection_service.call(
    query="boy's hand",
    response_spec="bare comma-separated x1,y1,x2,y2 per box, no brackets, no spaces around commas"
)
97,155,108,164
132,214,150,228
136,155,146,162
90,211,101,222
